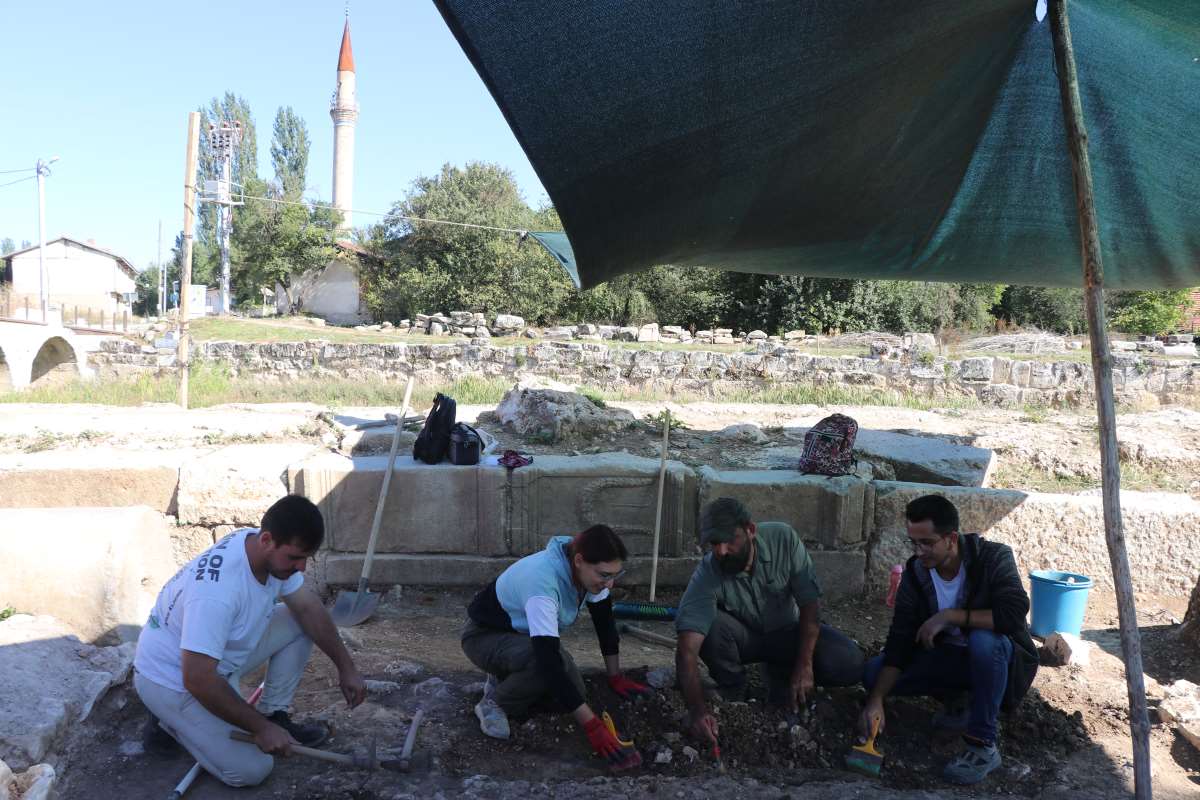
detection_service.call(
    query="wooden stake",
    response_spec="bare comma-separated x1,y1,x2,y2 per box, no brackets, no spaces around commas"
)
1049,3,1151,797
649,408,670,602
178,112,201,410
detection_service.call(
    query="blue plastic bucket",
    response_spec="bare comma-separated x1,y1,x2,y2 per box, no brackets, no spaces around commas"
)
1029,570,1093,638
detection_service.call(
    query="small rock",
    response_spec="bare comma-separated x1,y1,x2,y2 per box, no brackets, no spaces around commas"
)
413,677,449,696
117,740,144,757
681,745,699,763
364,679,402,695
655,748,673,764
646,666,675,689
717,423,769,444
789,724,811,744
384,660,424,678
1042,632,1091,667
1159,680,1200,724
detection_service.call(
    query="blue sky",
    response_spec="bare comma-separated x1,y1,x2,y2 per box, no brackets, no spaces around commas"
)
0,1,547,269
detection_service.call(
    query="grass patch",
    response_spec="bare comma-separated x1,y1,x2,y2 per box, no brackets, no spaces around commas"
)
1020,404,1051,424
589,382,981,412
0,606,15,622
0,364,513,409
991,459,1192,495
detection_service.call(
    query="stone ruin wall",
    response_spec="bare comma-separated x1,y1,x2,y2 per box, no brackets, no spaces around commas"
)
93,336,1200,408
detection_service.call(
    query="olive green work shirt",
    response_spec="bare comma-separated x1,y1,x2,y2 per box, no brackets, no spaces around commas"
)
675,522,821,637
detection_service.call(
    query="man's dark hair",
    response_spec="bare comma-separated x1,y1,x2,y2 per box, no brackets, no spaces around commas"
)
572,524,628,564
260,495,325,551
905,494,960,536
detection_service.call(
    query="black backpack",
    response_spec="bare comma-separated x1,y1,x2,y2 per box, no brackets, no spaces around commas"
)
413,393,457,464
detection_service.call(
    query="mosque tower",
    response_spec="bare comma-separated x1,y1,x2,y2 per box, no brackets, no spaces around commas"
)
330,17,358,229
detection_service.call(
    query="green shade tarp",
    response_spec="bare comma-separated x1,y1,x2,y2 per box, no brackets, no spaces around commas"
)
436,0,1200,290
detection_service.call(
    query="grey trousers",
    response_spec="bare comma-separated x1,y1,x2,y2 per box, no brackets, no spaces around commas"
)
699,610,865,695
134,604,314,787
461,620,586,716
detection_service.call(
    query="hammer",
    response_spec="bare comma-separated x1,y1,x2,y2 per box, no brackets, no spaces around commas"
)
229,731,379,771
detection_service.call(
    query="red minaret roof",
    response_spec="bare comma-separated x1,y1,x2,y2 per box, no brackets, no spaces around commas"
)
337,19,355,72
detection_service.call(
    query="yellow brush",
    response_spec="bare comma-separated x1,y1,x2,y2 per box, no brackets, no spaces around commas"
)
845,718,884,778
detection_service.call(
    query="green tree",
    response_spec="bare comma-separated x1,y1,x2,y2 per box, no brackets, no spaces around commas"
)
0,238,15,255
270,106,310,199
365,163,573,322
231,177,340,311
1110,289,1190,335
196,92,259,287
996,285,1088,333
134,264,161,316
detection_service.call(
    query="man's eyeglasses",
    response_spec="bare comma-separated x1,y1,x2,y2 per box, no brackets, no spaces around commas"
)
910,538,941,553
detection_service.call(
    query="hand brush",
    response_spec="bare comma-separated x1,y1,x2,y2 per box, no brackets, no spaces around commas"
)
844,718,884,778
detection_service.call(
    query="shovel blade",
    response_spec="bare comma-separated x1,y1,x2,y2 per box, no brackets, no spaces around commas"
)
330,589,380,627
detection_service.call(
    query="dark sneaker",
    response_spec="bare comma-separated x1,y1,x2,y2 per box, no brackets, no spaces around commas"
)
942,741,1002,784
142,713,182,757
267,710,329,747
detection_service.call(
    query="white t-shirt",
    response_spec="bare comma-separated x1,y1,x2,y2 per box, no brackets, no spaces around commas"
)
524,587,609,638
135,528,305,693
931,563,968,646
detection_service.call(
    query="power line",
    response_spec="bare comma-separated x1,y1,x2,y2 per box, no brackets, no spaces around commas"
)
233,192,531,235
0,167,36,175
0,175,36,189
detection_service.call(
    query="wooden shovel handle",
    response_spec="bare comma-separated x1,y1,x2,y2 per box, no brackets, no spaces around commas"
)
228,730,355,766
359,376,415,586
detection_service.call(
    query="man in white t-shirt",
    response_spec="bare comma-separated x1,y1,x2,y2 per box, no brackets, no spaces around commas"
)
134,495,367,788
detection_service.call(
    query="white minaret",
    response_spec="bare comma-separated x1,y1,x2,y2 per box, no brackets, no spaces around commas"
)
330,18,358,229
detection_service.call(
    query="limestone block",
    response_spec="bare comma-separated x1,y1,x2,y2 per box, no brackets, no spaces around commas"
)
292,453,508,556
495,386,635,443
717,423,769,444
747,330,768,340
0,450,180,514
0,507,172,644
177,443,320,526
698,468,867,548
637,323,661,342
783,330,806,340
1009,361,1032,387
1158,680,1200,724
870,483,1200,595
0,616,133,771
959,357,995,382
493,313,524,330
616,326,638,341
507,454,698,558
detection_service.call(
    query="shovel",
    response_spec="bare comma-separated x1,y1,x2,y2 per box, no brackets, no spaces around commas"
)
331,376,415,627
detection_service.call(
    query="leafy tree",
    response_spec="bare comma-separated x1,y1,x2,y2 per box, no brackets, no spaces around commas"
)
230,177,340,311
0,238,15,255
270,106,310,200
1110,289,1190,336
365,163,573,323
134,264,161,316
995,285,1088,333
20,240,30,249
196,92,259,287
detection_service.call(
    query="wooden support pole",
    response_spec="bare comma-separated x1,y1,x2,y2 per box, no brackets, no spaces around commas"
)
649,408,670,602
178,112,201,410
1049,3,1151,797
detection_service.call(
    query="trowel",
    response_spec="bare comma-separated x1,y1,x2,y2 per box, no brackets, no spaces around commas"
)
331,377,414,627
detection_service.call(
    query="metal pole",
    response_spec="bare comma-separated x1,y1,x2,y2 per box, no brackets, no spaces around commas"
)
179,113,201,409
1049,3,1150,797
649,409,670,602
219,157,232,315
157,219,165,317
36,160,47,321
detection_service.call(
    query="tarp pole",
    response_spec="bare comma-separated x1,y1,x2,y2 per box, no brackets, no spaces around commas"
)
1049,3,1151,797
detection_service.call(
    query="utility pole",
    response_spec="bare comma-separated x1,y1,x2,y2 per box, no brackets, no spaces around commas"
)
35,156,59,322
205,121,242,315
179,112,201,409
157,219,164,317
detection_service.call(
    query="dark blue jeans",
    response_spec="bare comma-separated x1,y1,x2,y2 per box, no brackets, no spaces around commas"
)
863,629,1012,745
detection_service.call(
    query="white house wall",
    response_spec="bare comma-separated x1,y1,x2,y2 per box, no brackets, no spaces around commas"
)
276,258,366,325
8,241,135,314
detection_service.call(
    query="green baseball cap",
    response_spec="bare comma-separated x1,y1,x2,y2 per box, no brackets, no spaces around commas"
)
699,497,751,545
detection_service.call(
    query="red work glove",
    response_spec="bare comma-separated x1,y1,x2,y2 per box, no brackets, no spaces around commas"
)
583,716,624,764
607,674,652,700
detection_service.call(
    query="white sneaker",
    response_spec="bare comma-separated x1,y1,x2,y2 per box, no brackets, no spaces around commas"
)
475,697,510,740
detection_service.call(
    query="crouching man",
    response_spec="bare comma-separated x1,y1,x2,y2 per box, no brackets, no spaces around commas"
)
134,495,367,787
858,495,1038,785
676,498,864,749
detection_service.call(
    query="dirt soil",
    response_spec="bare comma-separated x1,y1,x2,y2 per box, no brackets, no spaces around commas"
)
56,588,1200,799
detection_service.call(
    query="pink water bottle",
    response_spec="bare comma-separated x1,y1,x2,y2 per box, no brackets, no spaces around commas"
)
885,564,904,607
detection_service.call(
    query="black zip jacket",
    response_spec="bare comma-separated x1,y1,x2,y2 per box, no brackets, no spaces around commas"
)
883,534,1038,710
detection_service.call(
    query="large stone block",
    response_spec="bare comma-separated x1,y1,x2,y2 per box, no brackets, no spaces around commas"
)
291,453,509,556
870,483,1200,595
0,615,134,771
507,454,698,558
177,443,320,526
0,507,173,643
697,468,867,548
0,450,180,513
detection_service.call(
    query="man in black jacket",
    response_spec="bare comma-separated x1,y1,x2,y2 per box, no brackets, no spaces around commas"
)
857,495,1038,785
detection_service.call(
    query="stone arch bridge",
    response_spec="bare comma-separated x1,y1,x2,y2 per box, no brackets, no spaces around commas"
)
0,319,93,392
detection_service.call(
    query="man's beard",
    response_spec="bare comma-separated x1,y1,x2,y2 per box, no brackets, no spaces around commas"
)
718,541,752,575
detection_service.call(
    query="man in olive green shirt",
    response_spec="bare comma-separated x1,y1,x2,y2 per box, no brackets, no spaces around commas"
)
675,497,864,746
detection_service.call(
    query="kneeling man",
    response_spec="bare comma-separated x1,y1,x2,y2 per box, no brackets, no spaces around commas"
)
858,494,1038,785
676,497,864,747
134,495,367,787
